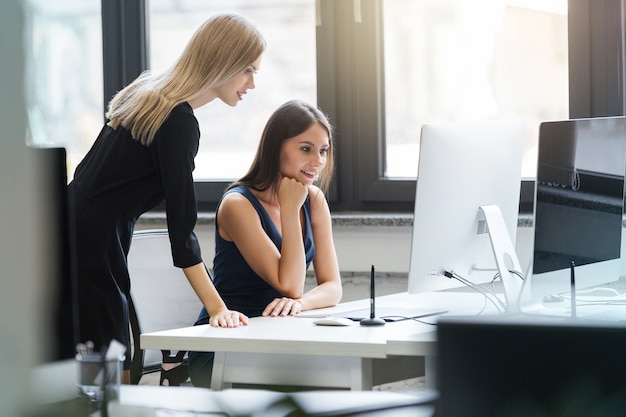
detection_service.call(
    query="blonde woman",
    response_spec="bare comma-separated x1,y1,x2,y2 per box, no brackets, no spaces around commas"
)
65,13,265,384
188,100,343,388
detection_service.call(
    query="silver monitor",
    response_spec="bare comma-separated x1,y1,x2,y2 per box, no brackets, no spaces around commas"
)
407,120,525,308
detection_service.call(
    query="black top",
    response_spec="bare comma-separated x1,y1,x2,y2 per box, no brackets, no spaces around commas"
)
195,185,315,322
67,102,203,361
71,102,202,267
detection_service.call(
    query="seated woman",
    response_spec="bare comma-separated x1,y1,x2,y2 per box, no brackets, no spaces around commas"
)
188,99,343,388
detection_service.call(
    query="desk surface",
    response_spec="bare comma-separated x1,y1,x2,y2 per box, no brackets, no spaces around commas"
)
140,291,496,359
142,290,574,391
141,314,389,358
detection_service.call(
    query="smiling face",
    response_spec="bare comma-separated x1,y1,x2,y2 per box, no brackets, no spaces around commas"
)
279,122,330,186
214,56,262,107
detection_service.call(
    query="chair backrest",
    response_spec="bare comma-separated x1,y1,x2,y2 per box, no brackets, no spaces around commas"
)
127,229,201,381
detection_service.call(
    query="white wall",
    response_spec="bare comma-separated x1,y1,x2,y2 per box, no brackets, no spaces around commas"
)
142,207,626,287
140,223,536,275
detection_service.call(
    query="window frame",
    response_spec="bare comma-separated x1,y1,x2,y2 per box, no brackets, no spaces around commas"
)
101,0,148,118
101,0,626,213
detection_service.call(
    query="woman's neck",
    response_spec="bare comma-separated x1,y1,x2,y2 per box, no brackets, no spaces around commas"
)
249,187,278,208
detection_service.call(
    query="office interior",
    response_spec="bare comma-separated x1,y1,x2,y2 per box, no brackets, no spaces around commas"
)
3,1,626,416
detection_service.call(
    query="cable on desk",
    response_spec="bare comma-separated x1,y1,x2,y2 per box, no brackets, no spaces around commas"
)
554,287,626,308
407,317,439,325
490,269,527,311
573,286,622,297
443,270,506,313
493,269,526,281
567,300,626,306
379,316,438,326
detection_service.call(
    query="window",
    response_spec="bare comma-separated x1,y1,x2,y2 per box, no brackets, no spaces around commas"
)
148,0,317,180
383,0,569,179
24,0,103,179
44,0,624,212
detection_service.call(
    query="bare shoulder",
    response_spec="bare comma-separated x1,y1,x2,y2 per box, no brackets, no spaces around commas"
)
218,191,257,221
307,184,324,199
221,190,249,204
307,185,327,206
307,185,331,222
217,190,262,241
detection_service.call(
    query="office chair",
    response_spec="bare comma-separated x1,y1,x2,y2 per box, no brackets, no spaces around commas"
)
127,229,201,385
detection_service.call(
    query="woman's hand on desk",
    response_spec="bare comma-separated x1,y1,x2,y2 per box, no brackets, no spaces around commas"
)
262,297,303,317
209,309,249,328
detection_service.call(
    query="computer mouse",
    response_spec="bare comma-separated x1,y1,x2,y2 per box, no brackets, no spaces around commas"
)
313,317,355,326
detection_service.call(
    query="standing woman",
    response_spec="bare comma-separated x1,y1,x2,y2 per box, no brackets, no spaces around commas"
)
65,13,265,383
188,100,343,388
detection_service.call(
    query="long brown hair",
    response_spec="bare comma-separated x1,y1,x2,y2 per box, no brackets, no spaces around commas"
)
229,100,335,193
106,13,265,145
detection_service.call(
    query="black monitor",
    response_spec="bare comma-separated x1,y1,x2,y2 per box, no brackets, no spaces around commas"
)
530,116,626,299
33,147,79,362
436,316,626,417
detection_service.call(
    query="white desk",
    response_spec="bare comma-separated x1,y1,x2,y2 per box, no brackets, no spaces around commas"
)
29,360,436,416
141,291,494,390
115,385,436,416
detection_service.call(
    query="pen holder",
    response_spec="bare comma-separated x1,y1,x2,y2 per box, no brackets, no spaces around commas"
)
76,352,124,409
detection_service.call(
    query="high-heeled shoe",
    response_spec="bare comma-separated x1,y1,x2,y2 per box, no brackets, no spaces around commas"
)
160,362,189,386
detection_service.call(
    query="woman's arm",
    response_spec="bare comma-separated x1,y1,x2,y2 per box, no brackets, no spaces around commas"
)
218,178,309,298
298,186,342,309
262,186,343,316
183,262,248,327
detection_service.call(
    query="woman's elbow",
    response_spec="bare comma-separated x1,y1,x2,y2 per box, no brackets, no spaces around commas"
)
318,281,343,306
331,282,343,305
282,287,304,299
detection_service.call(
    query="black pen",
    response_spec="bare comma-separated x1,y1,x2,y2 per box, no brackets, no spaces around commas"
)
570,261,576,318
369,265,375,319
361,264,385,326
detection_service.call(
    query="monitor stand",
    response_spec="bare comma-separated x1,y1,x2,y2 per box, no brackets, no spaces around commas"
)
479,205,524,312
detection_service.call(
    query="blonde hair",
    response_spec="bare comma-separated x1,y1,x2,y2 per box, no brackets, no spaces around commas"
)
106,13,265,145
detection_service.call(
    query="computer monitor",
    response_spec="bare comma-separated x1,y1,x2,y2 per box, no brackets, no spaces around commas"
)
407,121,525,308
530,116,626,299
436,315,626,417
32,147,79,362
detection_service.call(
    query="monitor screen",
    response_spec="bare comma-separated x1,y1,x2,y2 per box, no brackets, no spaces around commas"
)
408,120,524,296
436,316,626,417
530,116,626,298
32,147,79,362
